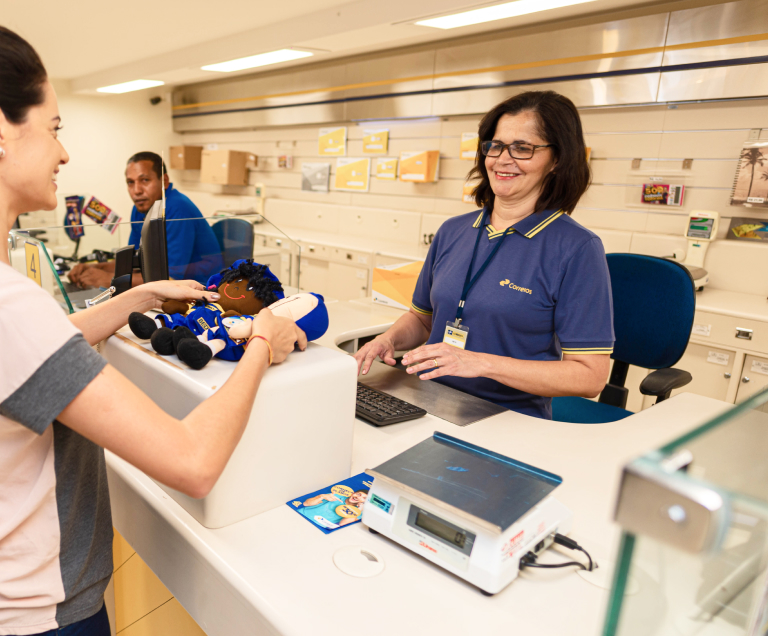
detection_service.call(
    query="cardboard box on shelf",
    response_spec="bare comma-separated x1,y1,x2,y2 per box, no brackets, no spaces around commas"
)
201,150,257,186
169,145,203,170
372,261,424,310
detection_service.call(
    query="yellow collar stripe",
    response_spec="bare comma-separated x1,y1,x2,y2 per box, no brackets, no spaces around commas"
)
472,212,484,228
524,210,564,238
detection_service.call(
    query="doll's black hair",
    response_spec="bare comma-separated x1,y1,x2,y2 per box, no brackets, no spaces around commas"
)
219,259,284,306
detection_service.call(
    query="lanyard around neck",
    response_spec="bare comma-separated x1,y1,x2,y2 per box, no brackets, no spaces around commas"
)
455,211,514,325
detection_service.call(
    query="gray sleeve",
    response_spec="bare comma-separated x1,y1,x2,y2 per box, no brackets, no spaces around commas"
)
0,334,107,435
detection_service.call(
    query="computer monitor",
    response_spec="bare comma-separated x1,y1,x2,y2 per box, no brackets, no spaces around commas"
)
139,199,168,282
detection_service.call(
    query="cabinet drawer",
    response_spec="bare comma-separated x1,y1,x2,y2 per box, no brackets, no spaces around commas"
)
692,311,768,355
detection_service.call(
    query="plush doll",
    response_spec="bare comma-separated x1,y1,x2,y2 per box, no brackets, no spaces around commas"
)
128,259,328,369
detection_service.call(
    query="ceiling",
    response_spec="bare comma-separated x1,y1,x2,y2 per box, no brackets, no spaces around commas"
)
4,0,669,93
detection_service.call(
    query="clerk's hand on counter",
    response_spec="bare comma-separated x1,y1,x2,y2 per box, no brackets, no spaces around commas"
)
249,308,307,364
68,261,115,288
354,335,397,375
403,343,485,381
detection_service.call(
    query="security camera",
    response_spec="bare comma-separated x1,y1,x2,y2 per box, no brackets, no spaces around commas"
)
149,96,162,106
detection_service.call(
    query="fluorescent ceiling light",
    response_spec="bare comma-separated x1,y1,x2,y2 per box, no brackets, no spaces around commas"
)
416,0,598,29
97,79,164,94
202,49,313,73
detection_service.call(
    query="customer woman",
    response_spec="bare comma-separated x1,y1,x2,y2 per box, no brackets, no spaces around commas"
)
355,91,614,419
0,27,306,636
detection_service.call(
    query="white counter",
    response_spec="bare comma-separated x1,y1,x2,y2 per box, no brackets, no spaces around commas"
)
105,301,733,636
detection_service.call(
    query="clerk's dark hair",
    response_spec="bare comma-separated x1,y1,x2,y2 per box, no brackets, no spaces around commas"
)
219,260,284,305
127,151,168,180
468,91,591,216
0,26,48,124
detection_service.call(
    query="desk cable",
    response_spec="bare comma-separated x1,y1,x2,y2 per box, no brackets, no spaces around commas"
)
519,533,596,572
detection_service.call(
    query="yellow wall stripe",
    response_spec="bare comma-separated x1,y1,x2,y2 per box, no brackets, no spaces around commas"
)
173,32,768,112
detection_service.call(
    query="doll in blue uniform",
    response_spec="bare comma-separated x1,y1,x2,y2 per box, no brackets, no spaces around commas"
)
128,259,328,369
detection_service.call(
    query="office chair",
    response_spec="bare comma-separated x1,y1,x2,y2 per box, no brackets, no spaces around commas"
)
552,253,695,424
212,218,254,267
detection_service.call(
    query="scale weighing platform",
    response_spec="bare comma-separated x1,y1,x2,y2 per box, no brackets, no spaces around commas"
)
363,433,572,595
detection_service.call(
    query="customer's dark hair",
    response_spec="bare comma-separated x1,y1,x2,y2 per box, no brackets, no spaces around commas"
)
127,151,168,180
0,26,48,124
468,91,591,216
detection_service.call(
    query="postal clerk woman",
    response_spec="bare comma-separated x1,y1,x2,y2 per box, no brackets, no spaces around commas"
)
354,91,614,420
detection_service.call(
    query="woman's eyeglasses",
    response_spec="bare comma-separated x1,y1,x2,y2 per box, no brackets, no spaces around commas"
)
481,140,554,160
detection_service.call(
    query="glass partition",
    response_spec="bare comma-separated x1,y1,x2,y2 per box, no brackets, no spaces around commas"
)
7,212,300,311
605,387,768,636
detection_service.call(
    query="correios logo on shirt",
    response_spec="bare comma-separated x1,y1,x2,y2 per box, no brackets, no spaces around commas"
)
499,279,532,295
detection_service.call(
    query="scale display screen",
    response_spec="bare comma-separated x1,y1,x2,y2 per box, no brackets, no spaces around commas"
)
687,216,714,239
407,505,476,556
416,511,467,549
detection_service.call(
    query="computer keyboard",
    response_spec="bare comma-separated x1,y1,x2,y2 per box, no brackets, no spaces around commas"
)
356,383,427,426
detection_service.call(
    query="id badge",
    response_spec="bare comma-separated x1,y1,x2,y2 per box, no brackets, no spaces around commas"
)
443,321,469,349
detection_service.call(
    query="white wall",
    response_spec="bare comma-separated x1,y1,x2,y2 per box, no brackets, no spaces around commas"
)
21,81,180,255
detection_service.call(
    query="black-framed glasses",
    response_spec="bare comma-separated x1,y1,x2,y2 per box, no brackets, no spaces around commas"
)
481,140,555,160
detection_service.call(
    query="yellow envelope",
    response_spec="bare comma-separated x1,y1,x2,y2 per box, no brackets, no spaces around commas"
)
363,129,389,154
318,127,346,156
461,132,479,160
399,150,440,182
375,157,398,180
335,158,370,192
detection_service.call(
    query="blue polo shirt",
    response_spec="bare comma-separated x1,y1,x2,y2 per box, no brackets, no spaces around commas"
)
128,184,223,285
411,209,614,420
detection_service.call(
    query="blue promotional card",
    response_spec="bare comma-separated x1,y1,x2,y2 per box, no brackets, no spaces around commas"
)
287,472,372,534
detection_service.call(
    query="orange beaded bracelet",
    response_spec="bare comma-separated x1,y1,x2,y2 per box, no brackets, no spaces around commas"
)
246,334,273,366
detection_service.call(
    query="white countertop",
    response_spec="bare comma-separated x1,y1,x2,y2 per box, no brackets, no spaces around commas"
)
694,288,768,323
107,393,730,636
105,299,734,636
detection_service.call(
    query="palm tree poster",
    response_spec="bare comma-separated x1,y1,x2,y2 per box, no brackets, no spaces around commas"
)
731,141,768,207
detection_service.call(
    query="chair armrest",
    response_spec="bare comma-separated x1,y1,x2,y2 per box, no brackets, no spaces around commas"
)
639,368,692,398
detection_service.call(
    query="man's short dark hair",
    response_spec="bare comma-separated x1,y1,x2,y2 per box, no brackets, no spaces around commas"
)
127,151,168,180
353,489,369,495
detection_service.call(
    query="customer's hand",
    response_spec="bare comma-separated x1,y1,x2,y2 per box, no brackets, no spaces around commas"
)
249,307,307,364
354,335,396,375
402,343,486,380
141,280,219,311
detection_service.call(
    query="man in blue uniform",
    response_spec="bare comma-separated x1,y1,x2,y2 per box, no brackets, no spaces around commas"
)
69,152,223,287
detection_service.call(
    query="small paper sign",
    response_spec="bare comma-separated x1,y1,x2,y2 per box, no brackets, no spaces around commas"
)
363,129,389,154
691,324,711,337
375,157,398,180
318,127,346,156
462,183,476,204
642,183,685,206
83,197,121,234
707,351,729,366
751,359,768,376
335,157,370,192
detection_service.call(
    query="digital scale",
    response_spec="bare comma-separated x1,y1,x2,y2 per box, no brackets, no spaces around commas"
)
681,210,719,290
363,433,572,595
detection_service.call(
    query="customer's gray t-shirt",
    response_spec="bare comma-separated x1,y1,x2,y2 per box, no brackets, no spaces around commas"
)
0,262,112,634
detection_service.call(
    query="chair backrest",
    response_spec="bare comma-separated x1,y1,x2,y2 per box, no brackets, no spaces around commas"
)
608,253,695,370
211,218,254,267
